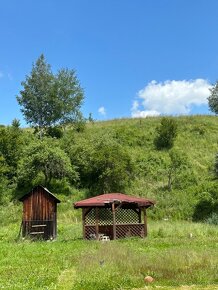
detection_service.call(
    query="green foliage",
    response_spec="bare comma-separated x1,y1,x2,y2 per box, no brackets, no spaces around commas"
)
91,137,135,194
72,114,86,132
0,126,23,180
55,68,84,126
17,54,84,136
166,149,189,191
17,139,78,187
1,115,218,222
88,112,94,123
11,118,20,128
45,126,63,138
205,213,218,225
154,117,178,150
193,182,218,221
213,152,218,178
208,81,218,114
68,132,135,195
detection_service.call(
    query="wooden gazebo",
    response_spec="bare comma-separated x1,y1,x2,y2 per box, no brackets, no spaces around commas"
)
74,193,155,240
19,185,61,240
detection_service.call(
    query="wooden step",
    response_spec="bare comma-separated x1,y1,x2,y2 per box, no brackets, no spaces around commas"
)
30,231,44,235
31,225,47,228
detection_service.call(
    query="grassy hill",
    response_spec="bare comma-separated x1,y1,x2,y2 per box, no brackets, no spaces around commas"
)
1,115,218,221
71,115,218,221
0,115,218,289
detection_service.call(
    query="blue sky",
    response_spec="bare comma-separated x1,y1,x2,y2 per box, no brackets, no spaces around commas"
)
0,0,218,126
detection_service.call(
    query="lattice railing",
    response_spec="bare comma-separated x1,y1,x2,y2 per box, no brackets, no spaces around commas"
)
85,224,145,240
85,225,96,239
116,224,144,239
116,208,139,224
85,207,140,226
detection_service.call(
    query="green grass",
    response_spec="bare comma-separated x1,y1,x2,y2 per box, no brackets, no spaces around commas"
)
1,115,218,289
0,208,217,290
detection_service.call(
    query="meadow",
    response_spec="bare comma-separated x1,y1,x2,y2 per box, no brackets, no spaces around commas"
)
0,200,217,290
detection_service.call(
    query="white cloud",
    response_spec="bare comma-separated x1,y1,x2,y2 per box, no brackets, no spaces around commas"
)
98,106,106,116
131,79,212,117
131,101,160,117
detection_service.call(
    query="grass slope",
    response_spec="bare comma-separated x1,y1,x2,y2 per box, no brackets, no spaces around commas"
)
77,115,218,220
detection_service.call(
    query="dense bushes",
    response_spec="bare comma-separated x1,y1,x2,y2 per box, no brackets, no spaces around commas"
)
66,132,135,196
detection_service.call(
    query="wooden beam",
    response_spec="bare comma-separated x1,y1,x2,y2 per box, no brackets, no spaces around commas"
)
112,202,116,240
95,207,99,240
143,207,147,237
84,207,92,217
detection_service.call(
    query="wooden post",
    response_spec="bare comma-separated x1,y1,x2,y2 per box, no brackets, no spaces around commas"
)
95,207,99,240
53,204,57,239
82,208,86,239
143,207,147,237
112,202,116,240
139,208,142,223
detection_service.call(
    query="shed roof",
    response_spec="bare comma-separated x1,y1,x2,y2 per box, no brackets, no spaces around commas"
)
74,193,155,208
19,185,61,203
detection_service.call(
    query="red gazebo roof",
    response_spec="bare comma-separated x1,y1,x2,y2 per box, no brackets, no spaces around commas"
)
74,193,155,208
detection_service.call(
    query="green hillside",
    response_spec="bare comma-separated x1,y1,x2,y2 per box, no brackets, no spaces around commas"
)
0,115,218,222
68,115,218,221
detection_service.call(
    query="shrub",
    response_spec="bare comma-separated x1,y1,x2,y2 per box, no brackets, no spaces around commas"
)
154,117,177,150
46,126,63,138
193,189,218,221
205,213,218,225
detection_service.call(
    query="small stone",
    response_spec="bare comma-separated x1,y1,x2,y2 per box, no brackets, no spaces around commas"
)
144,276,154,283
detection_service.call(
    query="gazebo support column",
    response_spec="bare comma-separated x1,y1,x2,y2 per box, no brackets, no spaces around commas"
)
143,207,147,237
95,207,99,240
82,208,86,239
112,203,116,240
139,208,142,223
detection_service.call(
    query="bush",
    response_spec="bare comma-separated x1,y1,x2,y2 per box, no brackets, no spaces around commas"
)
193,185,218,221
46,126,63,138
205,213,218,225
154,117,177,150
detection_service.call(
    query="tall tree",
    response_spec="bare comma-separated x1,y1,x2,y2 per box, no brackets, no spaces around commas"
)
17,54,84,137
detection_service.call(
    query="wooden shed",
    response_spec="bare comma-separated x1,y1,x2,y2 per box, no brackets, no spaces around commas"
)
74,193,155,240
19,185,61,240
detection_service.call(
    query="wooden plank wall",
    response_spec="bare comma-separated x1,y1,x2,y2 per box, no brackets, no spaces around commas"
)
22,187,55,221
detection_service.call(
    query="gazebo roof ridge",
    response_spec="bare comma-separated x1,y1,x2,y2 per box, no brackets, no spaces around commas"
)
74,192,155,208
